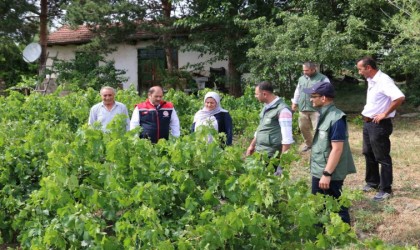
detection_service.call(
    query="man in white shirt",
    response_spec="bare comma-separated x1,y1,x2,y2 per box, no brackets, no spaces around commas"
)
88,86,130,131
357,57,405,201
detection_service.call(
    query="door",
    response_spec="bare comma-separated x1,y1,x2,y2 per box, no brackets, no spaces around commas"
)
138,48,166,94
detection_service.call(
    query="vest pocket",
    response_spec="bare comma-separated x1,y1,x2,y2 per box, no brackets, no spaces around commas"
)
256,132,269,146
269,134,281,147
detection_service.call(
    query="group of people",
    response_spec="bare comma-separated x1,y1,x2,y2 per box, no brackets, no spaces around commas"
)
88,56,405,225
88,85,233,145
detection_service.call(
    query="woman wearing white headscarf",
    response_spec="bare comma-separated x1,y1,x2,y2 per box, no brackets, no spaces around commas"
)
191,92,233,145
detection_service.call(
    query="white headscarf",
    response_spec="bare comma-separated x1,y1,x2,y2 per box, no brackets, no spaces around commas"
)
193,92,228,124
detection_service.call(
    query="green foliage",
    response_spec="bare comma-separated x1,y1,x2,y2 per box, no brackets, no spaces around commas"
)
0,38,38,88
13,75,38,89
0,89,364,248
242,0,420,106
378,0,420,106
160,70,197,91
244,11,365,98
175,0,285,95
53,38,127,91
0,0,39,43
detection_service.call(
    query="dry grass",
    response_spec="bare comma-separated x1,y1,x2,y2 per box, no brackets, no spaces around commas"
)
291,116,420,248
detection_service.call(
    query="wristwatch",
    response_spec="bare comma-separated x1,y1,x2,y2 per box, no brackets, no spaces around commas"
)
322,170,333,177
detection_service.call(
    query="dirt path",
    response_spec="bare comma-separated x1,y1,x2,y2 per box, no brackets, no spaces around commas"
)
292,116,420,247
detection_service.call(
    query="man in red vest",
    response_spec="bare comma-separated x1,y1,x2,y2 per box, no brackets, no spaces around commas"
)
130,86,180,143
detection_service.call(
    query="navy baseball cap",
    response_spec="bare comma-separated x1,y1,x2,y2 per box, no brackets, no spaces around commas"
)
303,82,335,98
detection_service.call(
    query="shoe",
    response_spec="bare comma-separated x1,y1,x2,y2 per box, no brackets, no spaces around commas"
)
274,165,283,176
373,191,392,201
301,145,311,152
362,185,378,192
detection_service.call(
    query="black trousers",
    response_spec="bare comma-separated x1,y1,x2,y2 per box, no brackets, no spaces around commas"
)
311,176,350,224
362,119,393,193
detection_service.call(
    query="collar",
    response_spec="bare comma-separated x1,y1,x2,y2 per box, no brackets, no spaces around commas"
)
319,103,334,116
148,99,155,106
101,101,116,108
147,99,164,107
264,96,279,109
305,72,318,80
367,70,382,84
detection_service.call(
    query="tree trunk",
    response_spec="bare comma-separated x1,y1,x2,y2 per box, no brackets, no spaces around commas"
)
163,34,174,73
161,0,174,73
227,55,242,97
39,0,48,74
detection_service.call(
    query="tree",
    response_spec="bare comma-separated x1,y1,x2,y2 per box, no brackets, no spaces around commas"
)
53,37,128,90
242,0,408,98
64,0,289,96
0,0,70,87
64,0,187,73
381,0,420,105
245,13,366,97
177,0,283,96
0,1,38,87
0,0,39,43
39,0,48,72
0,38,38,88
40,0,69,72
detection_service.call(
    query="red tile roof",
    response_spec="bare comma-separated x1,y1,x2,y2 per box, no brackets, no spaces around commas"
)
48,24,184,45
48,25,95,45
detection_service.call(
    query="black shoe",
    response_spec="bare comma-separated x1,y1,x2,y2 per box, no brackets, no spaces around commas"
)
373,191,392,201
362,185,378,192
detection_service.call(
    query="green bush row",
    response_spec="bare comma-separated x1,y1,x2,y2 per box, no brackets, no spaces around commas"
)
0,88,385,249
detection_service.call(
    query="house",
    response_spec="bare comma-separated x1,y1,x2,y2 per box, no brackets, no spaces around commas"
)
47,25,228,93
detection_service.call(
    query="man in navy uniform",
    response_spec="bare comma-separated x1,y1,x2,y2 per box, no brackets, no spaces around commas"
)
130,86,180,143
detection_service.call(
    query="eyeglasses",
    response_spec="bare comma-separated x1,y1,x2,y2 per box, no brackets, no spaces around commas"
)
310,95,322,98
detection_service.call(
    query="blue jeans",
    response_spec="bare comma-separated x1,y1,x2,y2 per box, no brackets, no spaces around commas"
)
312,176,350,224
362,119,393,193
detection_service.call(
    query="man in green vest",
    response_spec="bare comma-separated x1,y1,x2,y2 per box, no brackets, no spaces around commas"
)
292,62,330,152
246,81,294,174
303,81,356,224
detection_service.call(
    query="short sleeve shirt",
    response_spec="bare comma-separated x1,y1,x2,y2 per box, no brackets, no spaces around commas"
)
330,117,346,141
361,70,405,118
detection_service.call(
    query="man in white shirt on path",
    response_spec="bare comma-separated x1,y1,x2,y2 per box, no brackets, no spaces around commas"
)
357,57,405,201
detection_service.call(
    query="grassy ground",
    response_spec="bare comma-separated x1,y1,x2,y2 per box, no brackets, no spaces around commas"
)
290,83,420,247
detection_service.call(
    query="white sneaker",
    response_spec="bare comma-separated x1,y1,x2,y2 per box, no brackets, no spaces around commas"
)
373,191,392,201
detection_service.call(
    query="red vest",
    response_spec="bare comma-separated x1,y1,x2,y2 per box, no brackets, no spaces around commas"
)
136,100,174,143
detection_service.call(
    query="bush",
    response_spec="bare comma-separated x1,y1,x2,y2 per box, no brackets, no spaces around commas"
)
0,89,362,249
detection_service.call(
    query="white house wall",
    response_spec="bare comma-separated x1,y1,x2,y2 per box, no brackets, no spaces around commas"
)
47,42,228,90
46,45,77,78
178,51,228,74
47,45,77,61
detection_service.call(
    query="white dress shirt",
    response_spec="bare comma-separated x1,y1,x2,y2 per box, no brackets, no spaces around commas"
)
361,70,405,118
88,101,129,131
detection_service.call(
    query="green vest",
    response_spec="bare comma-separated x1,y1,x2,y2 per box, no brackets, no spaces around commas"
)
297,72,327,111
310,104,356,180
255,98,290,157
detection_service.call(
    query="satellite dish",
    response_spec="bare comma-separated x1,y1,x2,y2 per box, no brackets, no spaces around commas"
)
22,43,42,63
